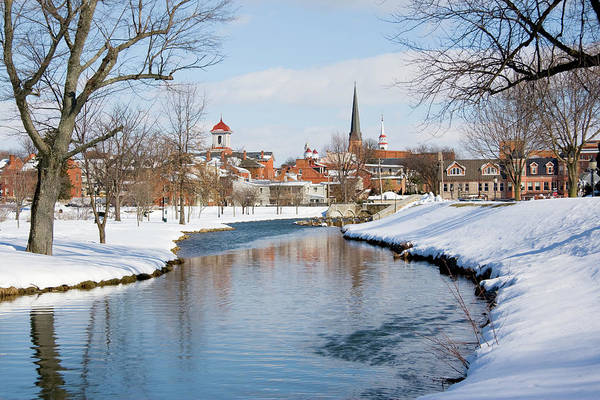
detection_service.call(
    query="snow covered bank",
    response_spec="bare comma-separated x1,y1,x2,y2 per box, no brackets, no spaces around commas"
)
0,206,326,292
343,198,600,399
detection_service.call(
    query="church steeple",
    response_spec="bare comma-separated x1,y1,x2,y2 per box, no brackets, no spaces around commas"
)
349,83,363,152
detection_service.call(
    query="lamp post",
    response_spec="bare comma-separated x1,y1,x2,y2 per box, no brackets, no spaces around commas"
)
494,177,498,201
590,160,597,197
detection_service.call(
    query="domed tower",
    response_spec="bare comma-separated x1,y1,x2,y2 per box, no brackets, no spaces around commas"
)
304,144,313,159
378,115,388,150
211,118,232,150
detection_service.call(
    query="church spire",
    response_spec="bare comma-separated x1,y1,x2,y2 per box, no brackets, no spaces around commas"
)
349,83,362,143
378,114,388,150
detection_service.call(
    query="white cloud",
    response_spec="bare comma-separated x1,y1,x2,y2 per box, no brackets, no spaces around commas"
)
200,50,466,164
205,52,417,108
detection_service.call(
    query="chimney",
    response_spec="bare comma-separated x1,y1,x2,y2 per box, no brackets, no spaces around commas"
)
8,155,16,165
260,150,264,159
243,150,247,160
206,151,211,161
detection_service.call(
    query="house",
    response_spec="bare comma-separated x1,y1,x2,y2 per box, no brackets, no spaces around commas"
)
440,159,507,200
0,154,82,201
365,158,406,194
519,158,565,199
440,157,568,200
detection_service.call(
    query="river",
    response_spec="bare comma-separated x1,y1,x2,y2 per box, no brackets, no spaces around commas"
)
0,219,487,399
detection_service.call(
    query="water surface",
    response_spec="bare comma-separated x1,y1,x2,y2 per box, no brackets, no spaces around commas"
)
0,219,487,399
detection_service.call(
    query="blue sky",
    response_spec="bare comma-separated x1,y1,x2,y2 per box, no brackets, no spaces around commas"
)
1,0,463,164
191,0,462,164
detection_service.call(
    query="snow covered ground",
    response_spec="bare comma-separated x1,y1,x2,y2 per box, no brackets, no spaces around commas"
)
0,205,326,290
343,197,600,400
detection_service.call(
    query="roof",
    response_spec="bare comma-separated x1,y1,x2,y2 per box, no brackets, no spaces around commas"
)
349,84,362,141
211,118,232,133
526,158,558,176
443,159,506,182
239,158,264,169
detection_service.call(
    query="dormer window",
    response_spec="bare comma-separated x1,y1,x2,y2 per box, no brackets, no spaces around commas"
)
530,162,538,175
447,162,465,176
481,163,499,175
546,162,554,174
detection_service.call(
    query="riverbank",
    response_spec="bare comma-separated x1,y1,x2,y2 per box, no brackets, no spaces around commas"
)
343,198,600,400
0,206,326,297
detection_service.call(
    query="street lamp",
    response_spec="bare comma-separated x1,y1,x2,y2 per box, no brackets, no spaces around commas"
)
494,177,498,201
590,159,597,197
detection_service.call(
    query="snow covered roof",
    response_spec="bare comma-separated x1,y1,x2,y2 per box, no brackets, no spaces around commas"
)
0,158,8,169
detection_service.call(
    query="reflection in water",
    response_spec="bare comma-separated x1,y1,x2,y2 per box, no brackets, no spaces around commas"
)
1,221,487,400
30,308,69,400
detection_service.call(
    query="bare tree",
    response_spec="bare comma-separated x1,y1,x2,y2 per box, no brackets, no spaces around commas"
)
9,165,37,228
403,145,455,195
464,84,545,200
323,134,374,203
1,1,232,255
215,174,233,218
110,110,154,222
393,0,600,119
162,84,205,225
537,68,600,197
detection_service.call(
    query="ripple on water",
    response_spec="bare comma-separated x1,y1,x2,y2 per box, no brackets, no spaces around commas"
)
0,220,487,400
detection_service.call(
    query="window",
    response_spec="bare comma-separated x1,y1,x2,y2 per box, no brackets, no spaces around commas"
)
299,169,302,175
465,183,469,192
448,166,464,176
478,183,483,192
484,166,498,175
458,183,463,191
314,187,318,192
535,182,541,191
544,182,549,191
218,136,222,145
444,183,448,192
527,181,533,191
530,163,538,175
484,183,489,191
500,182,504,192
450,183,454,191
546,163,554,174
508,182,513,191
259,188,263,193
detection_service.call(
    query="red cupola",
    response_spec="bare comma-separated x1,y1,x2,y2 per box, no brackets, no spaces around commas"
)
211,118,232,133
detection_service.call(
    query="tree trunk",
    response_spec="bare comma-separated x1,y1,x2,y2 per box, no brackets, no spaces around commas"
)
27,156,63,255
567,161,579,197
114,194,121,221
15,207,20,228
179,189,185,225
97,222,106,244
